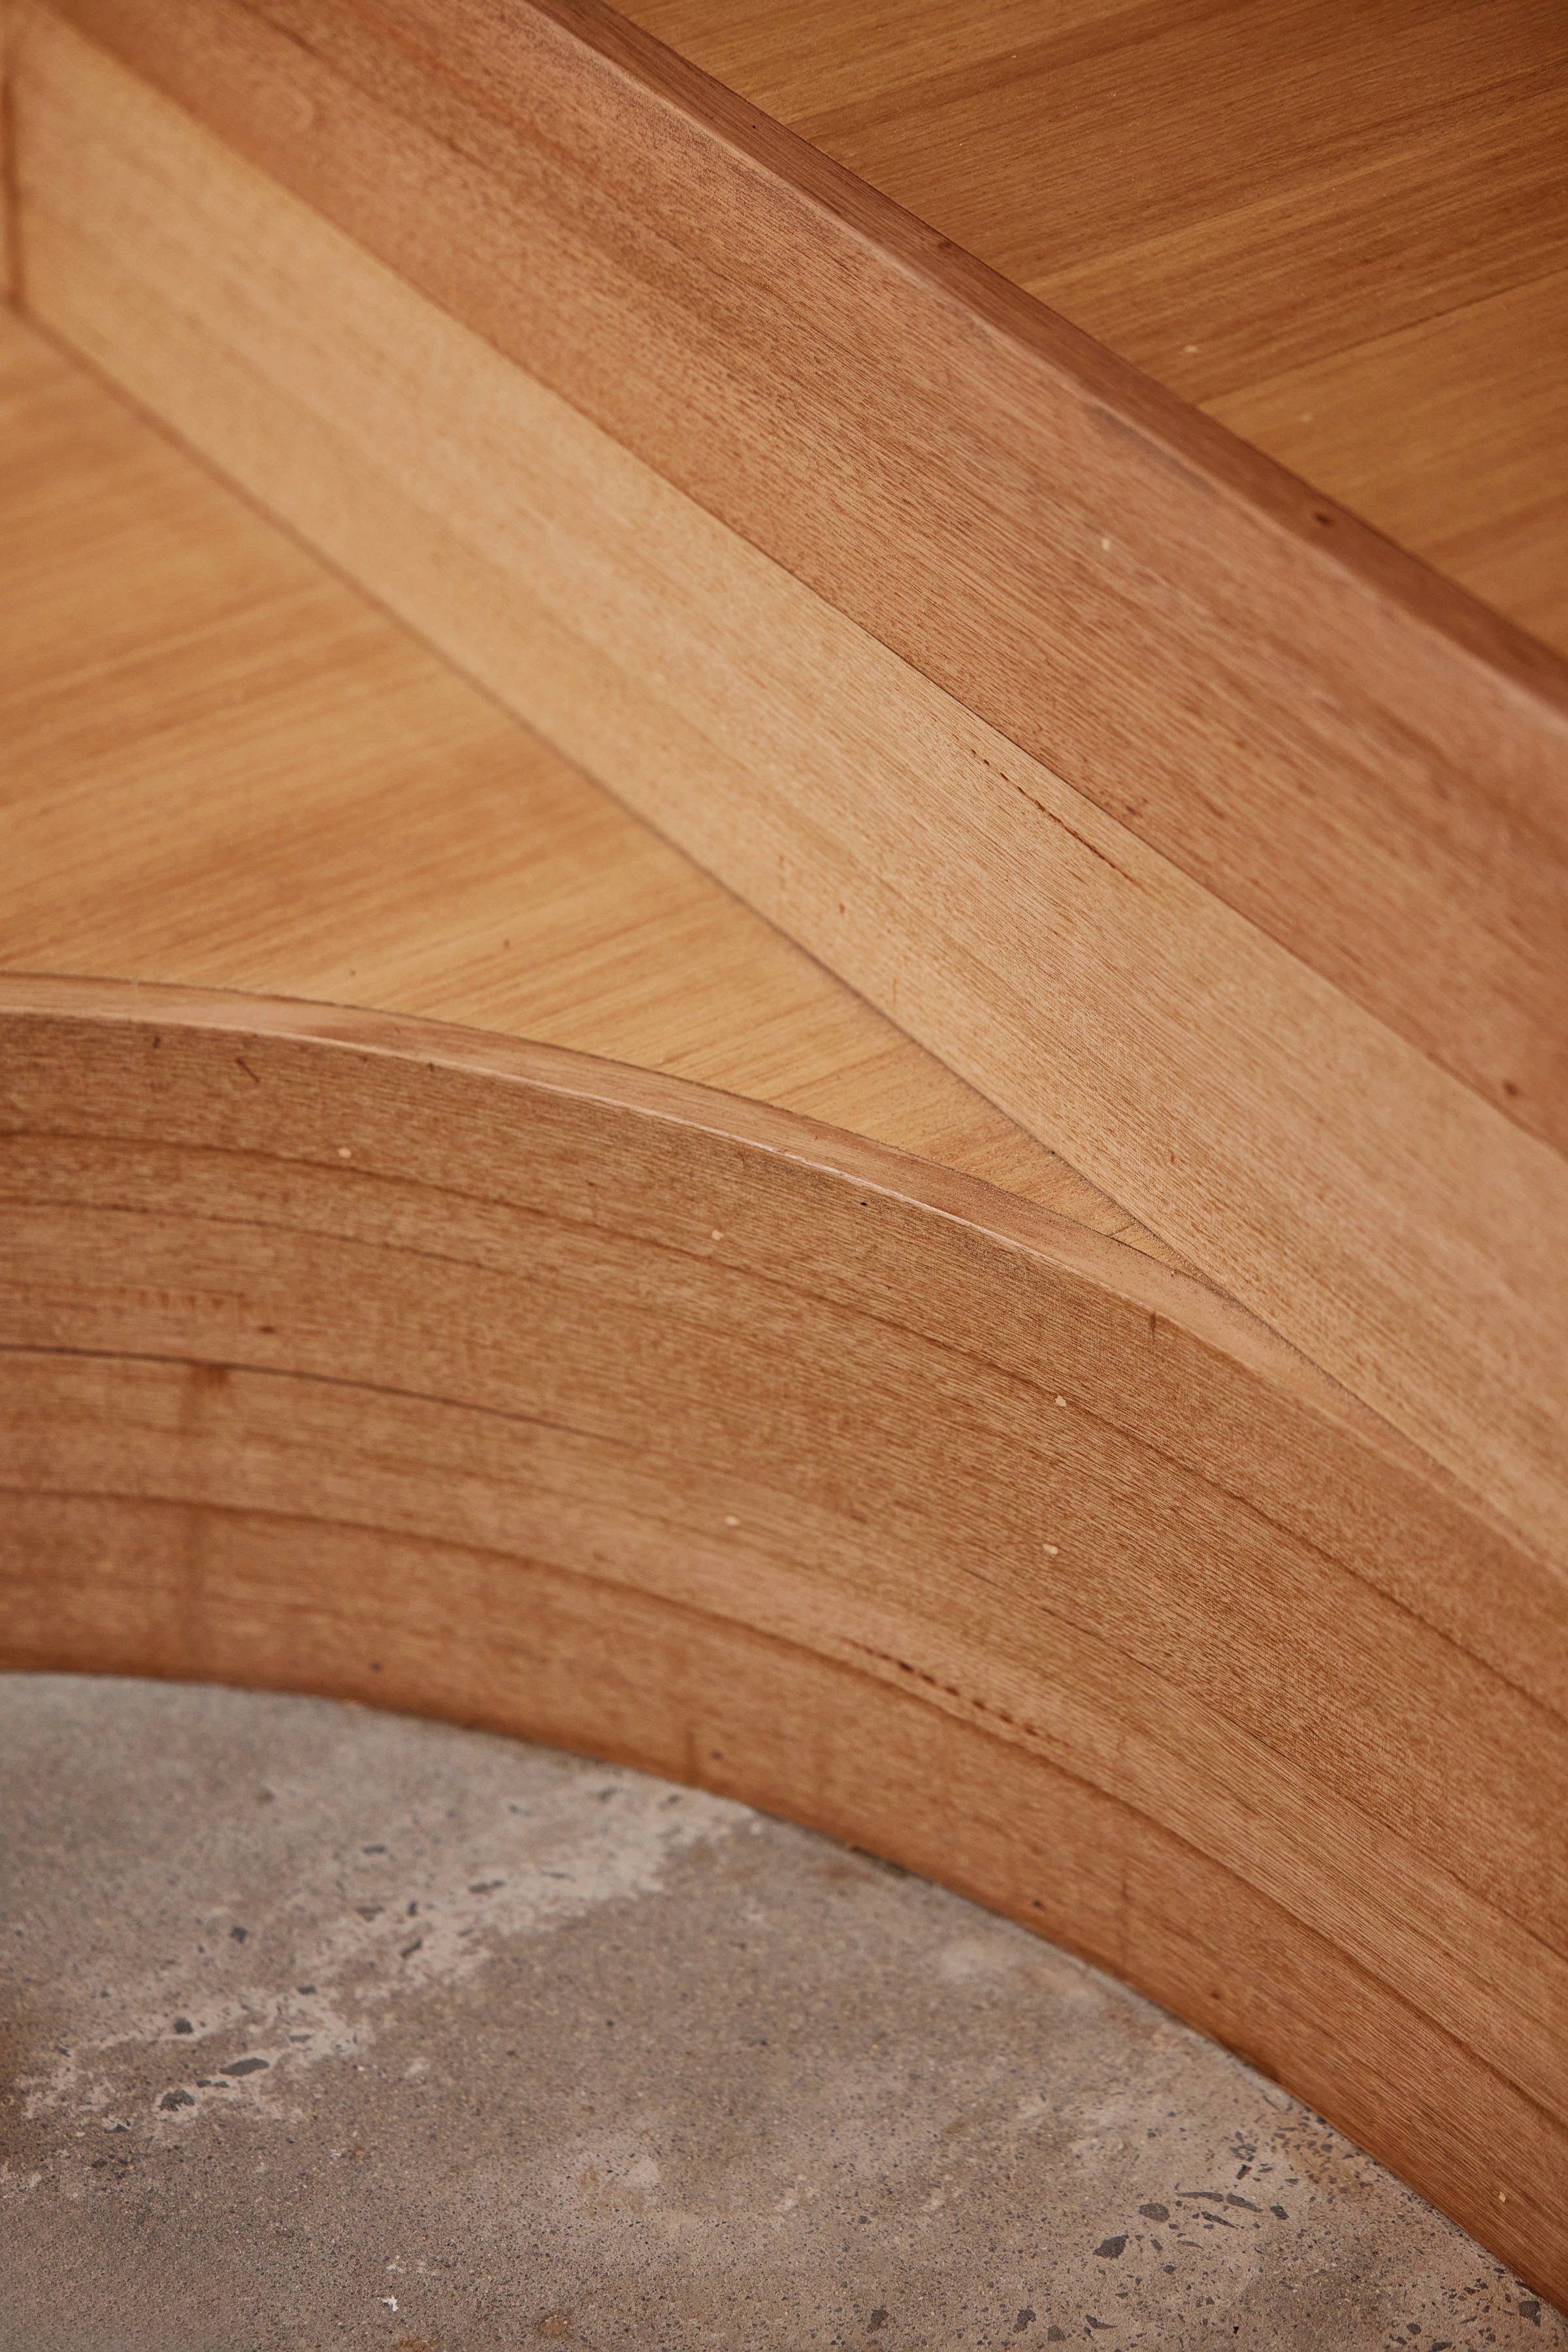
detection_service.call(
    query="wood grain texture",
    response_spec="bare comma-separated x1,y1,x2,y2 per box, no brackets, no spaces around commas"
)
0,310,1157,1247
3,980,1566,2306
4,20,1565,2295
12,30,1568,1569
1207,271,1568,662
22,0,1568,1179
626,0,1568,654
0,5,16,303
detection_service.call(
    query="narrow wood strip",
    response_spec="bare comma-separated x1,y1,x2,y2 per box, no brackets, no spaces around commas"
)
2,979,1565,2305
14,28,1568,1566
25,0,1568,1165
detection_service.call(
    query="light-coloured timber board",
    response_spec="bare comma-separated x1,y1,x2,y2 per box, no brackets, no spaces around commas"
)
2,983,1565,2305
12,27,1568,1569
20,0,1568,1175
0,308,1164,1248
624,0,1568,655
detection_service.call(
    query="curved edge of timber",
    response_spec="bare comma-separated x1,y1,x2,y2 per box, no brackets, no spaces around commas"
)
24,0,1568,1159
3,975,1567,2304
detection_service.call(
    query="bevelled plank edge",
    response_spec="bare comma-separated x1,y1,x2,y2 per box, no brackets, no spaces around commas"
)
27,0,1568,1158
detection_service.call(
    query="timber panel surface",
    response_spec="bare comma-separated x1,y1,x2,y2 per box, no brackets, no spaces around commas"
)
3,984,1567,2307
12,31,1568,1569
24,0,1568,1177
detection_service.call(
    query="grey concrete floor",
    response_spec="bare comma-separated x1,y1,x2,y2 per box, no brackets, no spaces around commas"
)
1,1676,1560,2352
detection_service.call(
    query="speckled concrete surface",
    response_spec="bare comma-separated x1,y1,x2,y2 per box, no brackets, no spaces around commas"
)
1,1676,1560,2352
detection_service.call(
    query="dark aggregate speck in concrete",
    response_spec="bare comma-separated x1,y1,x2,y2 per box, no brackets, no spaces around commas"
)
1,1674,1561,2351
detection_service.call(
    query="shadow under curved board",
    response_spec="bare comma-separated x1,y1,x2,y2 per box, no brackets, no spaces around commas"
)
3,975,1566,2304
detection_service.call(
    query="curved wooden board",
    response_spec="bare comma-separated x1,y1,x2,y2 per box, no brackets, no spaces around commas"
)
3,978,1565,2304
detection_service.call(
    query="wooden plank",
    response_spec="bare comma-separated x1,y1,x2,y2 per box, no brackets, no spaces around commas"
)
12,25,1568,1567
24,0,1568,1178
3,981,1565,2306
